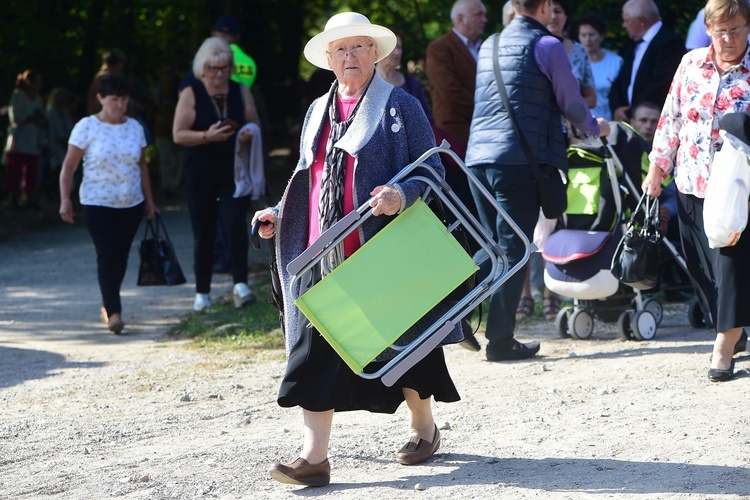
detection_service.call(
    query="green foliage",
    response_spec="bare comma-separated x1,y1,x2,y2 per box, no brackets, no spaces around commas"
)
0,0,707,145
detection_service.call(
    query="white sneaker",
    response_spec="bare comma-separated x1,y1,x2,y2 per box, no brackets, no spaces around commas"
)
233,283,256,308
194,293,212,311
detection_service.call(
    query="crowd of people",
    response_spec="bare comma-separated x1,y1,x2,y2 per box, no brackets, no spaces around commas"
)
2,0,749,488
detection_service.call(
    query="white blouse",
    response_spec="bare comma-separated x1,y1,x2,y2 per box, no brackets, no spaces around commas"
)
69,116,147,208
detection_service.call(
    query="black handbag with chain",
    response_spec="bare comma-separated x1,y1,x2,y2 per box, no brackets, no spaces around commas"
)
610,193,660,290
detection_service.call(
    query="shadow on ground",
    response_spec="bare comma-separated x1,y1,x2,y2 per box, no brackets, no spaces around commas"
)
0,345,105,388
291,454,749,497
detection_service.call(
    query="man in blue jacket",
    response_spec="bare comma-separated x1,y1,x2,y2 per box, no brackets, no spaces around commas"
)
465,0,610,361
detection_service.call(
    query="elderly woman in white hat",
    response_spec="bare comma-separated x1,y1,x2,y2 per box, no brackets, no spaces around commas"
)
252,12,461,487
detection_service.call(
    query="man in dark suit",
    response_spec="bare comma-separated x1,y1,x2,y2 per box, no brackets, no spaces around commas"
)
609,0,684,122
426,0,487,151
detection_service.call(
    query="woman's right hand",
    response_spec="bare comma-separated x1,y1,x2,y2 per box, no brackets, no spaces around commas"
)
642,163,665,198
59,199,74,224
205,121,235,143
251,210,276,239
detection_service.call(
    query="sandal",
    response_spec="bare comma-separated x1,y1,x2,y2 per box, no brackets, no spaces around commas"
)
515,295,534,320
543,296,561,321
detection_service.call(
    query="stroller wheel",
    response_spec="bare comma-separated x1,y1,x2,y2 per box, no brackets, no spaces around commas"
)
642,298,664,326
631,310,657,341
555,307,573,338
568,309,594,340
617,310,634,341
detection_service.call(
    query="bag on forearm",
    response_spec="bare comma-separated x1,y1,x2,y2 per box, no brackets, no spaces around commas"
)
703,131,750,248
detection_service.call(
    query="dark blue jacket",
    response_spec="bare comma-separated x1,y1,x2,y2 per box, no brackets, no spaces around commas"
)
466,16,567,169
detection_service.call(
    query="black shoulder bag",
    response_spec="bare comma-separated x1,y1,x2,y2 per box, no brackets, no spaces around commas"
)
137,214,187,286
491,34,568,219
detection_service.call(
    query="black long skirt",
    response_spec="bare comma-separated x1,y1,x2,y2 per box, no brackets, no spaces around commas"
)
277,315,460,414
677,192,750,331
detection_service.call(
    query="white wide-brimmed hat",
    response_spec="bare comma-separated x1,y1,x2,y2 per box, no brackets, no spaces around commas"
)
304,12,397,70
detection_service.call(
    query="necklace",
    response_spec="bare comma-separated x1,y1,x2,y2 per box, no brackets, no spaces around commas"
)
209,93,228,121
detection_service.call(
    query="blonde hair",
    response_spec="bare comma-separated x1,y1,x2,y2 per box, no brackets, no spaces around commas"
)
192,37,234,79
705,0,750,28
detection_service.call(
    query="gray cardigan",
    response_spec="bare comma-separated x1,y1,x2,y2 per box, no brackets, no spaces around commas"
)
273,72,461,359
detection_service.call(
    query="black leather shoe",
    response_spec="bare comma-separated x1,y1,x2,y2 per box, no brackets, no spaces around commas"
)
486,340,540,361
734,330,748,354
708,359,736,383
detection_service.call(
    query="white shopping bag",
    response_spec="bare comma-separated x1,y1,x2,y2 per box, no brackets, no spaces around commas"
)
704,131,750,248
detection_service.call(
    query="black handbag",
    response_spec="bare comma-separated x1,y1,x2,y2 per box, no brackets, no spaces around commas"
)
251,220,285,338
137,214,187,286
610,194,660,290
492,34,567,219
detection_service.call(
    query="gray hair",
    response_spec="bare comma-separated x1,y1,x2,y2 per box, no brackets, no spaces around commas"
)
623,0,661,25
502,1,516,27
192,37,234,79
451,0,482,25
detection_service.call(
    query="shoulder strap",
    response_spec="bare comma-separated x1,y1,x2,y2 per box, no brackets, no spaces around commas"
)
492,34,544,184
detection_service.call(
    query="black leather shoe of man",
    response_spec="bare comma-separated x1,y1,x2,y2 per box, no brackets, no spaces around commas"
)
396,425,440,465
268,457,330,486
486,340,540,361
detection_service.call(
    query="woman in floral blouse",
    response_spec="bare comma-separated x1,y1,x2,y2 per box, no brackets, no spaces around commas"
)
643,0,750,382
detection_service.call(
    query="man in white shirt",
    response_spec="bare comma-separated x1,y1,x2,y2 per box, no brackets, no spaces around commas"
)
609,0,684,122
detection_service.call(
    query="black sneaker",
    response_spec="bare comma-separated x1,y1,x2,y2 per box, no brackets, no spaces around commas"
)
486,340,540,361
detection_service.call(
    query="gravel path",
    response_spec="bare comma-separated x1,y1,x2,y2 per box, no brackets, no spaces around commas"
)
1,205,749,499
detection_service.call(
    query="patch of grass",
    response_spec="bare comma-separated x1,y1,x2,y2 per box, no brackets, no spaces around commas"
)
172,277,285,353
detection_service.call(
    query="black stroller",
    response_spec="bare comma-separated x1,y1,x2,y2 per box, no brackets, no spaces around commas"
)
542,122,709,340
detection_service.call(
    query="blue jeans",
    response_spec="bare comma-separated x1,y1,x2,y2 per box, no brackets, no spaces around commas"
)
469,163,540,352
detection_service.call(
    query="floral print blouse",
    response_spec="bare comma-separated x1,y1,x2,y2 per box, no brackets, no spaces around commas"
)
568,41,595,92
649,45,750,198
69,116,147,208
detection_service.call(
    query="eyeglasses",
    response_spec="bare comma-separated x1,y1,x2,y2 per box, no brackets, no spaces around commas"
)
205,64,231,74
710,26,748,41
326,44,374,61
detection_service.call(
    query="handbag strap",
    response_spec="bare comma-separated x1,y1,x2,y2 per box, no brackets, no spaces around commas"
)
142,218,157,240
492,34,544,185
153,213,172,242
627,193,660,234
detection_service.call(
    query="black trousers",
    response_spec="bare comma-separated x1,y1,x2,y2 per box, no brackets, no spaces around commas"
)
83,203,143,316
185,171,250,294
469,163,540,352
